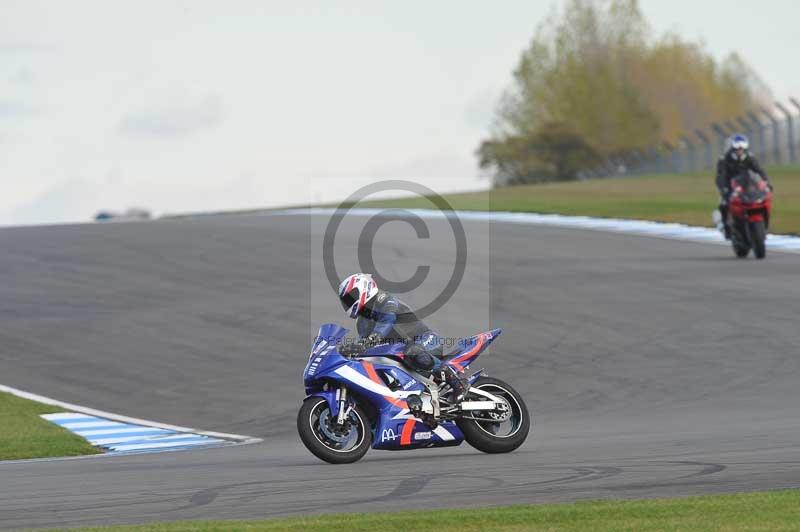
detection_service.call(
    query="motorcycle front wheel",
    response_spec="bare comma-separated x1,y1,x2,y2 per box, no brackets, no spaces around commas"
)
297,396,371,464
731,221,750,258
457,376,530,454
749,220,766,259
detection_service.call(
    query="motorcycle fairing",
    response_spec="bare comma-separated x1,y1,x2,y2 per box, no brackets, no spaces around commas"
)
304,324,467,450
444,329,502,372
353,357,464,450
330,359,465,450
729,172,772,224
373,416,463,450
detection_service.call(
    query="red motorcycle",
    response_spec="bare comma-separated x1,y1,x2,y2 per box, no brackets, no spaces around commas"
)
727,171,773,259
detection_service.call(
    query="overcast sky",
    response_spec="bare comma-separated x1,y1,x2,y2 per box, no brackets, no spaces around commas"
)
2,0,799,226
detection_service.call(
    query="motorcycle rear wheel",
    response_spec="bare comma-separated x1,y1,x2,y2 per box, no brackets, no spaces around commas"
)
457,376,530,454
297,396,371,464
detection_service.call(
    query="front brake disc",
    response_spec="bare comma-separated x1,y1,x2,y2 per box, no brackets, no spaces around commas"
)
319,413,350,443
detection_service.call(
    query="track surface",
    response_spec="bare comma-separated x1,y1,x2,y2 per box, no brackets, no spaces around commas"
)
1,214,799,530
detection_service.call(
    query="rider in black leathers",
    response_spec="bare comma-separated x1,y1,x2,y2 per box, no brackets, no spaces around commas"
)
337,273,469,401
716,134,770,238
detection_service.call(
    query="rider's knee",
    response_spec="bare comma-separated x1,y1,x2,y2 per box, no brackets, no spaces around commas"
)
409,351,435,371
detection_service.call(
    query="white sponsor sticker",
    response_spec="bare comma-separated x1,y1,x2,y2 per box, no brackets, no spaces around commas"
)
381,428,400,442
414,431,432,441
402,378,418,390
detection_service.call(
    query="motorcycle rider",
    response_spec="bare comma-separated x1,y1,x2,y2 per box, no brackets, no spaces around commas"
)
336,273,470,403
716,134,771,239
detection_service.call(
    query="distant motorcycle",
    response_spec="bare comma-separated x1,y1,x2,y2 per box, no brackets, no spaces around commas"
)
297,324,530,464
714,171,773,259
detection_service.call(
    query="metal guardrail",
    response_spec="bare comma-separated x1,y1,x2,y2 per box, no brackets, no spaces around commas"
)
584,98,800,178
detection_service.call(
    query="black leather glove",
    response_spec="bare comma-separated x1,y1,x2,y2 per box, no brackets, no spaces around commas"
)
364,333,383,346
340,341,367,356
340,333,384,356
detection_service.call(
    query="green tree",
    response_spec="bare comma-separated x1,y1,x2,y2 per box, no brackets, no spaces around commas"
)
478,122,597,184
480,0,769,186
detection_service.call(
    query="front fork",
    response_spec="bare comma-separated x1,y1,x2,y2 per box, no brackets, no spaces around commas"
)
308,386,350,421
335,386,349,425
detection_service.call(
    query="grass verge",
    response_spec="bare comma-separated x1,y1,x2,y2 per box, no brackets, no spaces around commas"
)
0,391,100,460
47,489,800,531
360,166,800,235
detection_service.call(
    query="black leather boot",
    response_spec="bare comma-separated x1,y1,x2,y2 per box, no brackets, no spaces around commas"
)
441,365,469,402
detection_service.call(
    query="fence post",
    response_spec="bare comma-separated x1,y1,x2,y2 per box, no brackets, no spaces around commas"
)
595,159,612,178
695,129,712,170
624,150,639,175
790,98,800,163
660,141,673,173
650,146,663,173
643,148,656,174
761,107,781,165
746,111,767,161
633,148,650,174
609,157,622,176
790,97,800,118
680,135,695,172
775,101,796,164
617,150,633,175
711,123,729,153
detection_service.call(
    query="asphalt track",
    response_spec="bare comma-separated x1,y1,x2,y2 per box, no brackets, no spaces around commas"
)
1,213,799,530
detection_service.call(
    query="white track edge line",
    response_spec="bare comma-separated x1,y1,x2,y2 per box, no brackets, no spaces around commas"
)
268,208,800,254
0,383,262,445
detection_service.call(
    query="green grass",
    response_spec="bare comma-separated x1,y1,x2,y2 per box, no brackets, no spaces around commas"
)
45,489,800,531
164,167,800,234
0,391,100,460
360,166,800,235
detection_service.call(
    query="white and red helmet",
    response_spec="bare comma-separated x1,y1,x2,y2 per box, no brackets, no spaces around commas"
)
338,273,379,318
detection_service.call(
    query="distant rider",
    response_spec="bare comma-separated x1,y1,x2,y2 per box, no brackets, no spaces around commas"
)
716,134,771,239
337,273,470,402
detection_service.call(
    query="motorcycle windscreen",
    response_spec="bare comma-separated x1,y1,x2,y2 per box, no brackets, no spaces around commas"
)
732,172,768,203
311,323,349,354
305,323,350,388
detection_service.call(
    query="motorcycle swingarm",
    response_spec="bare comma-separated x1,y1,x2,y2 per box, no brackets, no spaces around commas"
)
459,400,499,410
458,386,505,411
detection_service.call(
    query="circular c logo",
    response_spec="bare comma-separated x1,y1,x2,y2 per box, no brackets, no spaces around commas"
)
322,180,467,320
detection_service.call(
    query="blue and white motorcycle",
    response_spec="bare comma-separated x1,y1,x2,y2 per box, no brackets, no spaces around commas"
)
297,323,530,464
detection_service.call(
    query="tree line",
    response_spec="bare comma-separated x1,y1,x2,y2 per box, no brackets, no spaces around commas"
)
478,0,770,186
